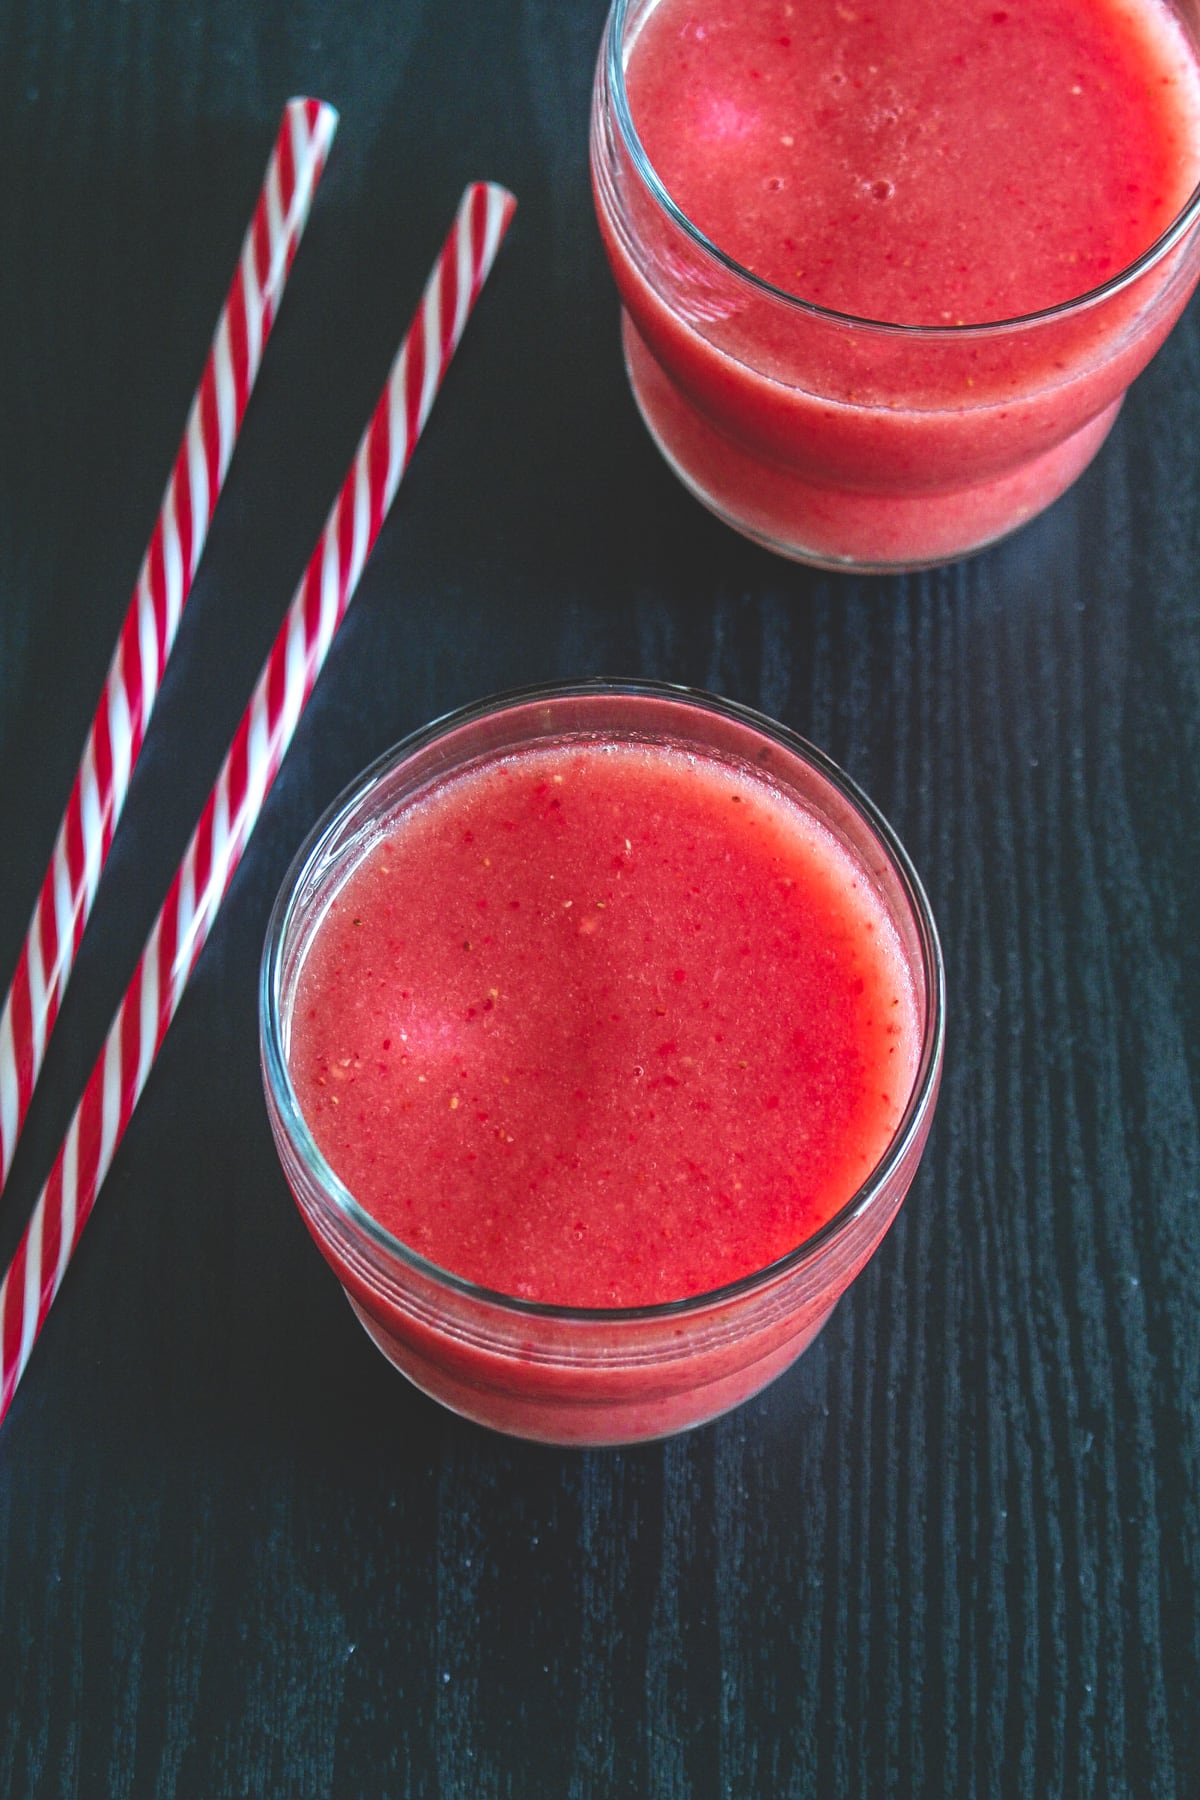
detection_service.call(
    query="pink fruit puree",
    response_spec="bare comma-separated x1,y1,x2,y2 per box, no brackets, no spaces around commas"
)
626,0,1200,326
592,0,1200,565
287,739,919,1309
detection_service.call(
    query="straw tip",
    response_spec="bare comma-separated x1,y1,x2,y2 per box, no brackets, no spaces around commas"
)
464,182,518,235
484,180,517,207
285,95,340,135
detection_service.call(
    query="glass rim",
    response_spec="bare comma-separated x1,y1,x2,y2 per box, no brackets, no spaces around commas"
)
260,678,946,1326
603,0,1200,337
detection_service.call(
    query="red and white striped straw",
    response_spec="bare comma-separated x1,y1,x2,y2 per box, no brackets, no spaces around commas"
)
0,96,338,1195
0,181,516,1429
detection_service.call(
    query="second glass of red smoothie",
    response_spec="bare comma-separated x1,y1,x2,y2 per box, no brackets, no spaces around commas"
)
260,682,944,1445
591,0,1200,570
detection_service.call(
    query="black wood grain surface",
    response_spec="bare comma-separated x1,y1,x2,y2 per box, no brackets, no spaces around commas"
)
0,1,1197,1793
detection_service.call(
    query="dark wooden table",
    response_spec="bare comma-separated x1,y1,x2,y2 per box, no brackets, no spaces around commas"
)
0,1,1197,1793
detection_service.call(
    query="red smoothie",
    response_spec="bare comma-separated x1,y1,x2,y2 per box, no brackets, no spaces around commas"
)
591,0,1200,566
625,0,1200,325
288,739,919,1309
263,687,943,1442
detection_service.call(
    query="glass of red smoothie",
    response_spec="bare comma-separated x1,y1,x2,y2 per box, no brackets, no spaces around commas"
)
591,0,1200,571
260,682,944,1445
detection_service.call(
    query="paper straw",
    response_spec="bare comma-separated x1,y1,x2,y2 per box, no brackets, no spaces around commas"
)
0,97,338,1195
0,181,517,1429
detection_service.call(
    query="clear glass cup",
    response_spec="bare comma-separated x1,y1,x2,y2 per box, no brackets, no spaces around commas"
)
260,682,945,1445
590,0,1200,572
